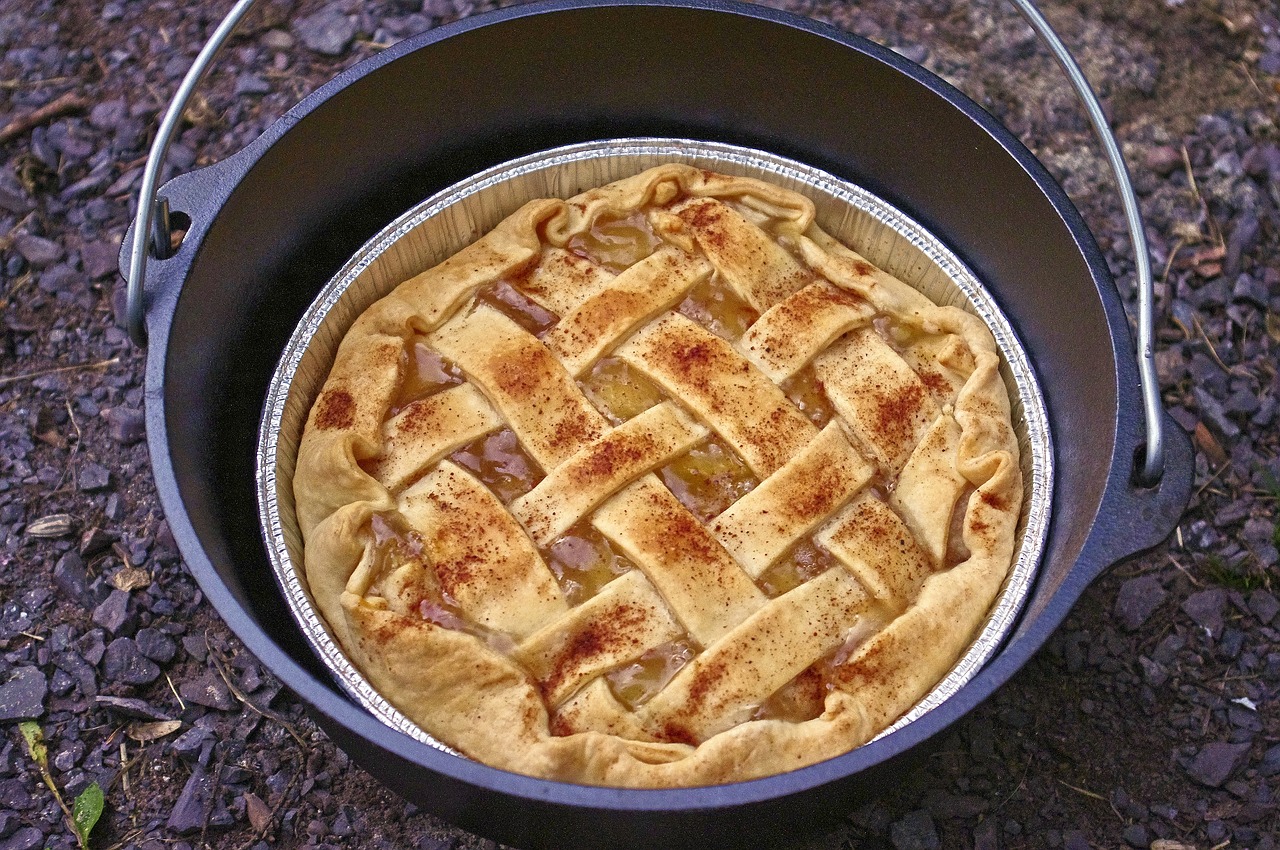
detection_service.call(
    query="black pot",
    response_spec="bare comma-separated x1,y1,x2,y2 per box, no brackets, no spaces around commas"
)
125,1,1193,847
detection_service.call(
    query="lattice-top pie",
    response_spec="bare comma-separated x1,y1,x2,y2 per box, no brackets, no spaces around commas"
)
294,164,1022,787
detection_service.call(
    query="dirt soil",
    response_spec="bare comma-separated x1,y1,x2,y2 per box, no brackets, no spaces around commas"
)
0,0,1278,849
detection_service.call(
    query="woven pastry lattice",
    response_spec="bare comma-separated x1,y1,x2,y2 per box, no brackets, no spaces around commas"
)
294,165,1022,787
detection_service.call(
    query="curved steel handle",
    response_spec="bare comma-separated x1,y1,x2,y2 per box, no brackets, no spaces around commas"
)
1005,0,1163,485
126,0,1166,484
126,0,258,348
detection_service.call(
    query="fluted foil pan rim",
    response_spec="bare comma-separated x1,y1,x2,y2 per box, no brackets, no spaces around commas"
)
257,138,1053,763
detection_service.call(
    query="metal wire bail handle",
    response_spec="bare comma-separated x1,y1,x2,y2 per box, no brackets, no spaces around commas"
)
125,0,1166,485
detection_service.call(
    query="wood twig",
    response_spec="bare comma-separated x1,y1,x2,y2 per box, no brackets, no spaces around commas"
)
0,91,91,144
0,357,120,389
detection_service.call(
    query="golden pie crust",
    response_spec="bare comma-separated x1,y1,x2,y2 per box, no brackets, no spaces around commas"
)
294,165,1023,787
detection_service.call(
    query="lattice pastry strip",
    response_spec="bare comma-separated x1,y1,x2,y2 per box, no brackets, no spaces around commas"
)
294,164,1024,788
615,311,817,478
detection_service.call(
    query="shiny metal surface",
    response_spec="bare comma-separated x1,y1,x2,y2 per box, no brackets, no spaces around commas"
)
257,139,1055,757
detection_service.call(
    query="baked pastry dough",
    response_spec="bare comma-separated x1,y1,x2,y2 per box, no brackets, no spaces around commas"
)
294,165,1022,787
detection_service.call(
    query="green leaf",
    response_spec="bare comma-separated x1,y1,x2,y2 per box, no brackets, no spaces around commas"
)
18,720,47,769
71,782,104,845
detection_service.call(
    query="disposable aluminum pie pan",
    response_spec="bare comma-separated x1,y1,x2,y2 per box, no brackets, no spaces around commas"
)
256,137,1053,761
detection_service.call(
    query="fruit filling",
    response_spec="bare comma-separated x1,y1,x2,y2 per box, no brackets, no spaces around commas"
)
579,356,668,423
545,525,635,607
658,437,759,523
567,211,660,273
605,639,696,710
389,339,464,414
449,429,543,505
755,542,838,598
675,273,759,342
477,279,559,337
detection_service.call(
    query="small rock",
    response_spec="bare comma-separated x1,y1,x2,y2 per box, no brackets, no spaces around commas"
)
1186,741,1251,788
14,233,61,266
1145,145,1183,176
234,72,271,96
0,667,47,721
78,462,111,491
170,725,213,760
1121,823,1148,847
88,98,127,131
52,551,88,601
102,637,162,685
136,627,177,664
1115,575,1167,631
1181,588,1227,637
1259,743,1280,778
36,264,78,296
294,5,355,55
0,827,44,850
1139,656,1169,687
168,763,213,833
91,589,132,635
890,810,939,850
261,29,294,49
80,525,117,557
1248,590,1279,625
96,695,173,721
179,671,236,711
80,239,121,279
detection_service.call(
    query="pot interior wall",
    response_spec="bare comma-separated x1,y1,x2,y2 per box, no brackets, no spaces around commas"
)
153,0,1124,823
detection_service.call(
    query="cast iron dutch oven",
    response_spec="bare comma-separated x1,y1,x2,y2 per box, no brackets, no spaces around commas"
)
121,0,1194,846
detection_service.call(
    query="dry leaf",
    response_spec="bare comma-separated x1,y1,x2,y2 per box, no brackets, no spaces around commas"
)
244,791,272,833
1193,422,1228,468
1151,841,1197,850
126,720,182,742
110,566,152,592
1266,311,1280,343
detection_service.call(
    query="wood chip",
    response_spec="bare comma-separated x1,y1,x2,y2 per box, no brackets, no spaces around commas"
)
126,720,182,742
110,566,152,592
244,791,272,833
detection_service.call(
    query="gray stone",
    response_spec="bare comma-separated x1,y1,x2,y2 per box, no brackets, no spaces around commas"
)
1181,588,1227,637
0,667,46,720
105,406,145,445
78,462,111,491
95,695,172,721
234,72,271,96
890,810,939,850
1121,824,1148,848
1249,590,1279,625
14,233,61,266
53,551,88,601
295,5,355,56
1194,387,1241,442
1139,655,1168,687
261,29,294,49
102,637,161,685
0,827,44,850
36,263,78,295
91,589,132,634
80,239,121,279
1259,743,1280,778
136,627,177,663
179,671,235,711
1115,575,1167,631
1186,741,1251,788
167,763,213,833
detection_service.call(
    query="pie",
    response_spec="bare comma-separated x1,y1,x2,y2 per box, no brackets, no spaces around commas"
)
293,164,1023,787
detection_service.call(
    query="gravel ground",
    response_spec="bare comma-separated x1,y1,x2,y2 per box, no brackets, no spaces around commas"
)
0,0,1278,848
